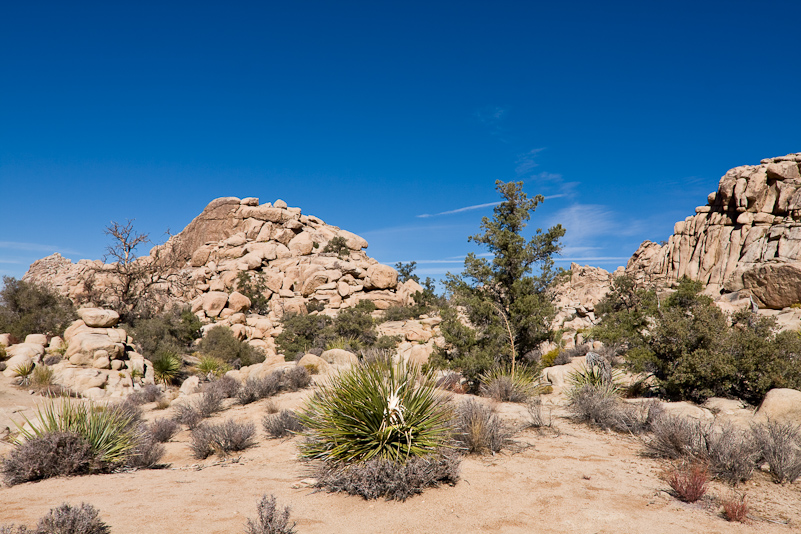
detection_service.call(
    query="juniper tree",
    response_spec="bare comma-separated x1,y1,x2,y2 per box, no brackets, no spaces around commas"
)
433,180,565,384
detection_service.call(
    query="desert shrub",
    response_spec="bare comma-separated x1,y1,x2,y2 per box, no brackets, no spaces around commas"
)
263,410,304,439
237,374,281,405
127,307,202,359
1,432,96,486
173,403,203,429
275,313,334,358
189,419,257,459
566,363,623,397
646,414,758,484
236,272,270,315
555,343,590,365
539,347,560,368
279,366,311,391
452,398,512,454
151,350,182,385
148,417,179,443
203,375,241,399
199,326,264,366
0,276,76,340
264,400,279,414
667,462,709,503
314,452,460,501
15,400,136,466
35,502,110,534
125,431,165,468
752,420,801,483
568,385,651,434
479,365,542,403
196,355,231,378
245,494,297,534
359,348,394,366
322,236,350,257
526,397,552,429
382,305,416,322
435,372,466,394
196,391,224,418
298,362,453,464
325,335,361,352
126,384,163,405
721,492,749,522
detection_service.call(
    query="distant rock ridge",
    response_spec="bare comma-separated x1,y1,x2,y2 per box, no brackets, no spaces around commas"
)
627,152,801,309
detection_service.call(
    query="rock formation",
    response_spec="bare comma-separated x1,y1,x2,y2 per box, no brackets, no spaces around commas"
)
627,153,801,308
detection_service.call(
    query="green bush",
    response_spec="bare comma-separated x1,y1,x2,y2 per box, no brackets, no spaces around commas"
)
276,313,334,358
298,362,453,464
128,307,201,359
322,236,350,257
0,276,76,340
236,272,270,315
198,326,264,366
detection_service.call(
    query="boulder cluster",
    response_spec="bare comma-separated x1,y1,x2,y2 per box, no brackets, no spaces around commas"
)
627,153,801,308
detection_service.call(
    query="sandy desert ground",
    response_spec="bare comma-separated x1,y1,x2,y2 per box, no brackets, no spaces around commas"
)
1,374,799,534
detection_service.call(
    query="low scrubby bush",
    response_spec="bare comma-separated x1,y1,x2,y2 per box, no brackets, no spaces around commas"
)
125,432,165,469
263,410,304,439
173,403,203,429
245,494,296,534
568,385,651,434
279,366,311,391
752,420,801,484
203,375,241,399
128,307,201,360
237,374,281,405
313,452,460,501
1,432,96,486
452,398,512,454
148,417,179,443
189,419,257,459
199,326,264,367
35,502,110,534
126,384,163,405
667,462,709,503
721,492,749,522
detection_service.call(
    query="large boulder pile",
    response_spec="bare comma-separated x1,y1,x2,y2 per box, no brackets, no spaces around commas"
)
627,153,801,308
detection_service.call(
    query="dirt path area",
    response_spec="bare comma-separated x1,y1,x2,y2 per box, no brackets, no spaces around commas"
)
1,378,798,533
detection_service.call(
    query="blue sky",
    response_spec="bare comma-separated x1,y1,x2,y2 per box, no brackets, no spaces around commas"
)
2,1,800,285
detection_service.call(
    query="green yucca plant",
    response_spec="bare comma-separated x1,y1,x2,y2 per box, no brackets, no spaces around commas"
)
151,350,182,385
325,336,361,351
566,364,624,399
196,355,230,378
13,361,36,385
14,399,136,464
298,362,453,465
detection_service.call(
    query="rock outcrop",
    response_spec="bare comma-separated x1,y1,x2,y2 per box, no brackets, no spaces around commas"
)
627,153,801,308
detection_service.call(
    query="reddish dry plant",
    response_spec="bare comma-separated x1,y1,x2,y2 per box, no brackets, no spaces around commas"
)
667,462,709,503
722,493,749,523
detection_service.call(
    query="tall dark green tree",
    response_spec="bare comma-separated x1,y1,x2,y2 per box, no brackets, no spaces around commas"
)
433,181,565,383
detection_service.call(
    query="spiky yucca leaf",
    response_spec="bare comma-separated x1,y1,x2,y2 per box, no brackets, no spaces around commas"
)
151,350,182,385
479,364,545,403
566,364,624,399
298,362,452,464
14,399,136,464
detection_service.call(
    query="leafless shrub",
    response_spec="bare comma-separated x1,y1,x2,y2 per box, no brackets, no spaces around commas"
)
35,502,110,534
721,492,749,522
314,452,461,501
263,410,304,439
126,384,163,405
1,432,96,486
189,419,257,459
568,385,651,434
359,348,394,366
0,524,28,533
752,420,801,483
280,366,311,392
667,462,709,503
196,391,224,418
525,397,552,429
245,494,297,534
203,375,240,399
646,412,707,459
149,417,179,443
237,374,281,405
173,403,203,429
264,400,279,414
452,398,512,454
125,431,165,469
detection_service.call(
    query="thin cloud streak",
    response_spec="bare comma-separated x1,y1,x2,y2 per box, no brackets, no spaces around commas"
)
417,201,501,218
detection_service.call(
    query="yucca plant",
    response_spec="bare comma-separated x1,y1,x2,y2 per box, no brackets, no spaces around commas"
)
14,399,136,465
151,350,182,385
479,364,545,403
13,361,36,386
298,362,453,464
325,336,361,351
196,355,230,378
566,363,624,399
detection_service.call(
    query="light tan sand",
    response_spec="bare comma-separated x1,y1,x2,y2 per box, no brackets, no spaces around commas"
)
1,375,798,533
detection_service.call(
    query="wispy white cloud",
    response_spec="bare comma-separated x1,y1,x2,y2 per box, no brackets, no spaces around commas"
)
515,148,545,175
0,241,80,255
0,259,23,264
417,201,502,219
529,171,579,199
359,223,471,236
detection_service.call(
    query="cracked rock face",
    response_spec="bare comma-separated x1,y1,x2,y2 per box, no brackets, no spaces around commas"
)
626,153,801,308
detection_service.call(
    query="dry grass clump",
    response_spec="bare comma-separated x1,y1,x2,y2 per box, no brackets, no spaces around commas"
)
667,462,709,503
245,494,296,534
568,385,653,434
263,410,304,439
313,452,461,501
452,398,512,454
752,419,801,484
189,419,257,459
721,492,749,522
